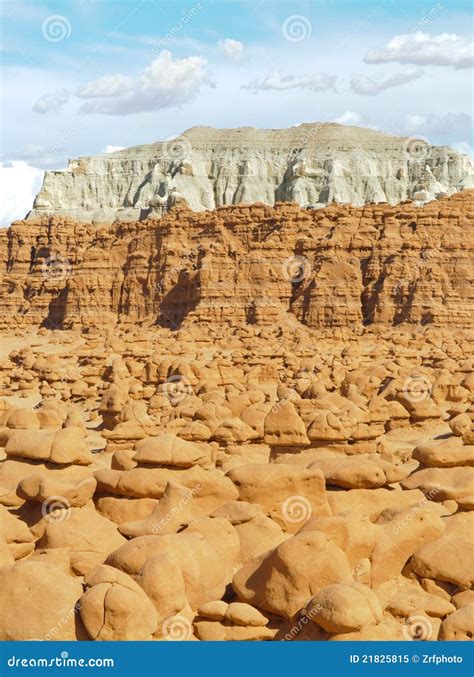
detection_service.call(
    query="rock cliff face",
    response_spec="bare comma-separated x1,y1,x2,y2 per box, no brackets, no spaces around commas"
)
29,123,474,223
1,191,473,330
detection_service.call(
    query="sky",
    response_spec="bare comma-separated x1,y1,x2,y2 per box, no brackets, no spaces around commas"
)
1,0,473,226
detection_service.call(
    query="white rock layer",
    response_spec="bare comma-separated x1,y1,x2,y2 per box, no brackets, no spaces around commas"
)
28,123,474,223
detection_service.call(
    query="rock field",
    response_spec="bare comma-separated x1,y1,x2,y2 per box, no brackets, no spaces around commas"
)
0,190,473,642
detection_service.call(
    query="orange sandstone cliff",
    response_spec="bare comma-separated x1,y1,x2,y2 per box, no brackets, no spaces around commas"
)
0,191,472,330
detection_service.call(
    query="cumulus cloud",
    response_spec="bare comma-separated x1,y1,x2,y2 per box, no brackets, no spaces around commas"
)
76,50,211,115
78,75,130,99
33,89,71,114
351,69,424,96
102,145,126,153
243,71,337,93
364,33,473,69
0,161,43,228
218,38,243,60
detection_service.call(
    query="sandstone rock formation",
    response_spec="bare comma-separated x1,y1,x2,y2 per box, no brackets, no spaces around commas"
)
28,123,474,223
1,191,473,330
0,189,473,643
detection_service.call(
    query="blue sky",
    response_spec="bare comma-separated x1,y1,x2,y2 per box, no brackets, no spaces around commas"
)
1,0,473,225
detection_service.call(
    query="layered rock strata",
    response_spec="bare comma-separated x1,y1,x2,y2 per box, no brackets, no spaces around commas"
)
28,123,474,223
1,191,473,330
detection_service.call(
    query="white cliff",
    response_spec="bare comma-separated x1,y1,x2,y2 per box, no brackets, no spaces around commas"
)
28,123,474,223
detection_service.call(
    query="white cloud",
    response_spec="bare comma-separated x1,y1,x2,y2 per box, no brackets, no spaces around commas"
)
102,145,126,153
0,162,43,228
77,74,132,98
364,33,473,69
243,71,337,93
402,113,426,129
218,38,244,60
76,50,211,115
399,112,472,140
334,111,363,125
351,69,424,95
33,89,71,114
